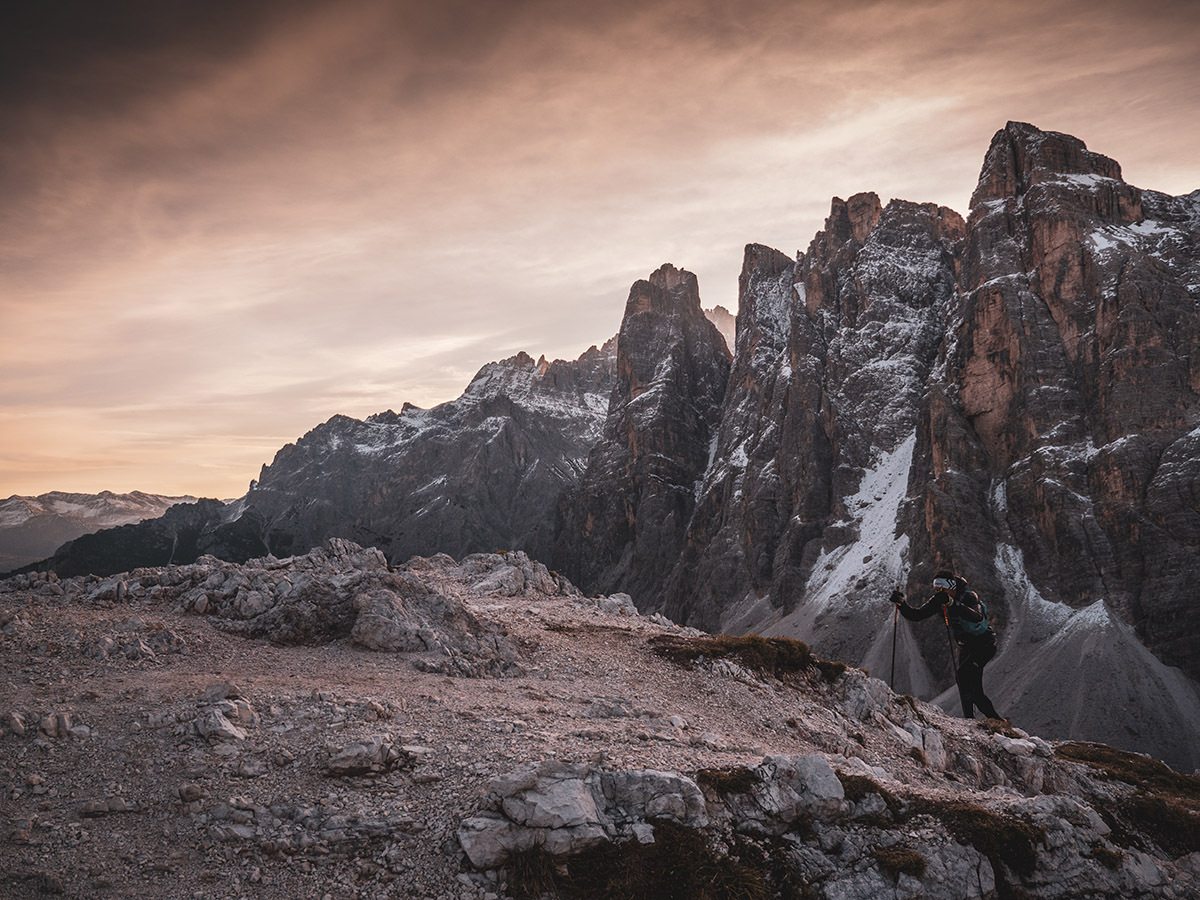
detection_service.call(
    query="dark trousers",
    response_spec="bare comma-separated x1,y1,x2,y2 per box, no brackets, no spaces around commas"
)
956,635,1000,719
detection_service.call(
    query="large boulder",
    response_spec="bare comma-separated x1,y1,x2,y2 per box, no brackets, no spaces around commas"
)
458,759,708,868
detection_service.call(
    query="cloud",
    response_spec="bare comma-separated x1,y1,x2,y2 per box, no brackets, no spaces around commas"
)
1,0,1197,496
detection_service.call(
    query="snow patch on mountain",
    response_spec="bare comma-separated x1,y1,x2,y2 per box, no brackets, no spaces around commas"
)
0,491,195,529
800,431,915,617
1089,220,1186,258
762,432,915,649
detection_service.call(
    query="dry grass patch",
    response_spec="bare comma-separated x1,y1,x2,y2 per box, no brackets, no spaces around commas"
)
903,798,1044,879
1056,741,1200,857
836,772,905,813
649,634,849,684
979,718,1024,739
872,844,927,880
1055,742,1199,800
697,767,760,795
1089,844,1124,870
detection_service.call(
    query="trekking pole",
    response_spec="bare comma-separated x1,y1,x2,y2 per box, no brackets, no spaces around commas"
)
942,604,959,686
889,603,899,689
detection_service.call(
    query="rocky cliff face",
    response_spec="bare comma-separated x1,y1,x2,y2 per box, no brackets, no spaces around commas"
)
553,264,731,605
900,122,1200,768
642,123,1200,771
0,491,196,573
664,197,964,657
935,122,1200,674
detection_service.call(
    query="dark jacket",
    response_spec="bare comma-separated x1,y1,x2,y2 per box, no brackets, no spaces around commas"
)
897,589,993,644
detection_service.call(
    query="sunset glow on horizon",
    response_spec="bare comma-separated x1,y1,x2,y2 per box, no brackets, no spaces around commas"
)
3,0,1198,498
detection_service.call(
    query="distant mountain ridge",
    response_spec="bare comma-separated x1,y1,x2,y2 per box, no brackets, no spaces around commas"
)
24,340,620,576
0,490,196,573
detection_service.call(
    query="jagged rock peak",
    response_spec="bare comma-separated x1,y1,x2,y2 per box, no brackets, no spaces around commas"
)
742,243,794,277
577,334,620,360
730,242,797,348
463,341,617,399
802,193,885,281
970,121,1124,208
626,263,703,318
834,192,884,244
646,261,694,292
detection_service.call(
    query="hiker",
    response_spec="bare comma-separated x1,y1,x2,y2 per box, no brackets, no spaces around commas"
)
890,570,1003,720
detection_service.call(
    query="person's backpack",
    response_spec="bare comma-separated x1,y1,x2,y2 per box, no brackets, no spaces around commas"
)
957,592,991,636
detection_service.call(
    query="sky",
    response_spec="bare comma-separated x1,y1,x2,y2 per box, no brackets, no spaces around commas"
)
2,0,1198,499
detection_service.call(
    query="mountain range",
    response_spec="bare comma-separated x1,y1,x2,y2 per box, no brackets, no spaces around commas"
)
0,491,195,573
12,123,1200,770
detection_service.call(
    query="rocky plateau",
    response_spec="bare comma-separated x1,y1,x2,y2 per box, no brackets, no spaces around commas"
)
3,540,1199,898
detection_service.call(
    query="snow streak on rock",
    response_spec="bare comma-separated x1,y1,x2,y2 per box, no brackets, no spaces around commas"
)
789,431,915,619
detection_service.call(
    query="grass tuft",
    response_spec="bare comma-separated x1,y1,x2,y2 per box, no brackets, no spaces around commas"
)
697,767,759,795
905,798,1044,878
979,718,1024,739
812,658,848,683
1119,794,1200,857
835,773,899,810
506,845,561,899
650,634,812,678
1056,741,1200,857
1089,844,1124,870
1055,743,1200,802
872,844,927,880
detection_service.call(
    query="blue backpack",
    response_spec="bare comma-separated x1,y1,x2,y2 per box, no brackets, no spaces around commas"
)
957,593,991,637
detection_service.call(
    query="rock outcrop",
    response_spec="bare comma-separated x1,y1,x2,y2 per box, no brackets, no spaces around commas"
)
554,264,732,606
8,537,525,677
454,673,1199,900
456,690,1200,899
